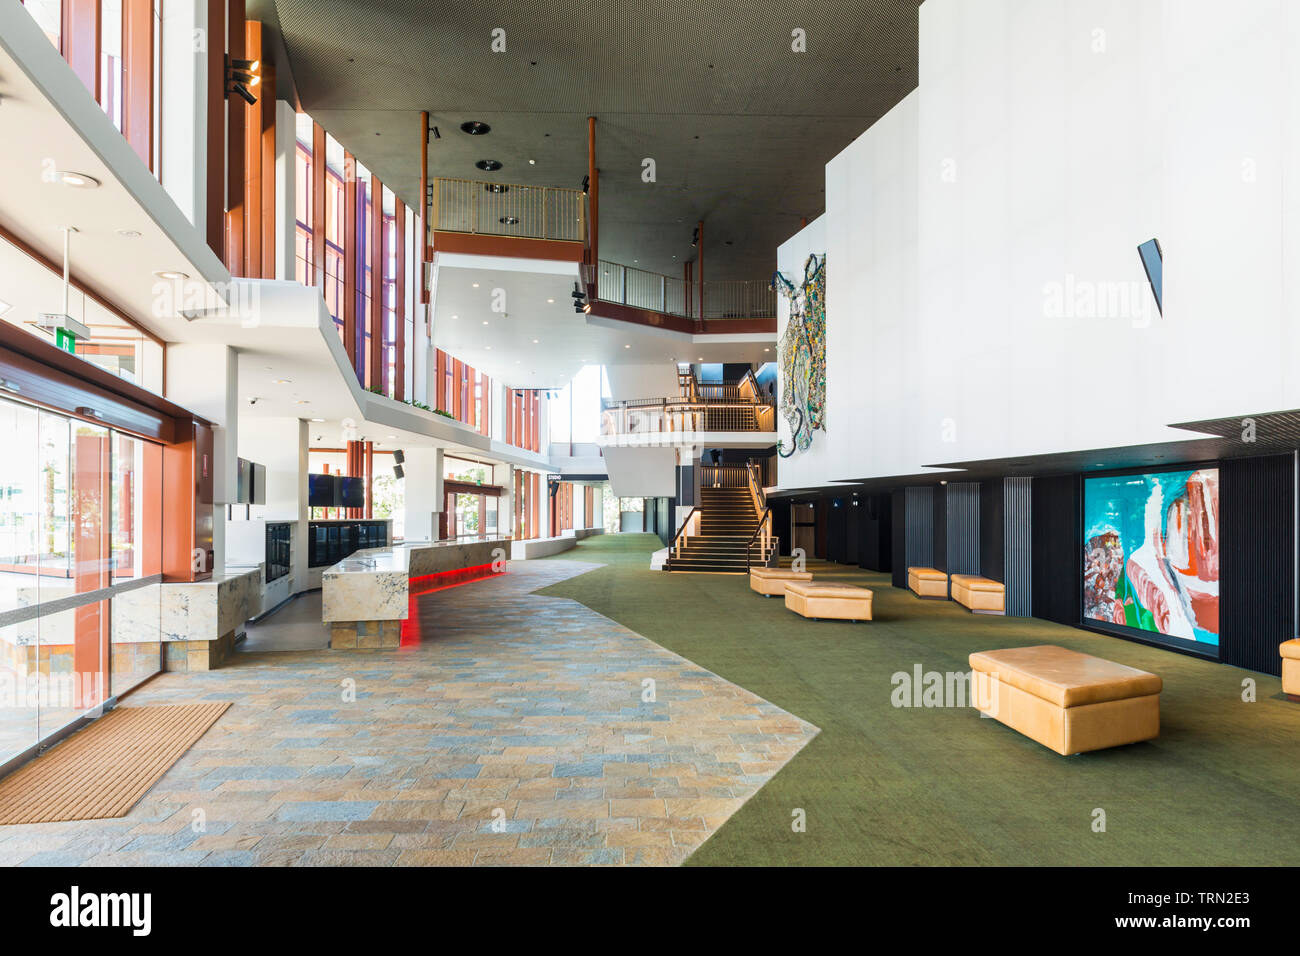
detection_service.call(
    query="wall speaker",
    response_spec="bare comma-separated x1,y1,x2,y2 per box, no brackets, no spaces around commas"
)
393,449,405,464
393,464,405,479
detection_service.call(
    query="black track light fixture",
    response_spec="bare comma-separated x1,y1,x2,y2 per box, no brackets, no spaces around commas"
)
225,54,261,105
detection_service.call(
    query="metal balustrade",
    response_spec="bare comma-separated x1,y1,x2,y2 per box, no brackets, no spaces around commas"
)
432,177,586,242
601,399,772,436
593,260,776,319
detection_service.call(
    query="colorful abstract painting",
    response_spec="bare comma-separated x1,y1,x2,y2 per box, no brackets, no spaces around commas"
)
773,253,826,453
1083,468,1220,646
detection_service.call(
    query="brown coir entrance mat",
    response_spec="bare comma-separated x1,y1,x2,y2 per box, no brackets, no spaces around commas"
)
0,703,230,825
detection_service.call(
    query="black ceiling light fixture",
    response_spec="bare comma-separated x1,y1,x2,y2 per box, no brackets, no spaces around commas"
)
691,226,700,248
460,120,491,135
571,284,587,313
484,183,510,194
581,175,590,194
499,216,520,225
476,159,503,171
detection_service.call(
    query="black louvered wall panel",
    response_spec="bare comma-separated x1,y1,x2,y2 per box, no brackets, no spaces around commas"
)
932,486,947,572
946,482,980,576
980,478,1005,584
891,489,907,588
1032,473,1080,625
1003,477,1033,617
905,486,934,572
1221,454,1294,676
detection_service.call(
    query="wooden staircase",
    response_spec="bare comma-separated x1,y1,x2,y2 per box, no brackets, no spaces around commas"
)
668,486,772,573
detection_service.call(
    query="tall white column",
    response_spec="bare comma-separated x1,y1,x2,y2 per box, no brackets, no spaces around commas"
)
165,343,238,573
402,447,444,541
274,100,297,281
236,416,309,592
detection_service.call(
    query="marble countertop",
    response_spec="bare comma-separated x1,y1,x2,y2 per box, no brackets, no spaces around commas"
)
324,538,509,576
321,537,509,623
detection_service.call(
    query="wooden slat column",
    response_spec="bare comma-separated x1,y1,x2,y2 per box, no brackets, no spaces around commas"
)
394,200,406,401
343,151,358,374
122,0,153,169
311,123,327,289
369,173,384,392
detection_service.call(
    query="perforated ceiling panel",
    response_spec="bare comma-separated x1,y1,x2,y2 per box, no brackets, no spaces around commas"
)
271,0,919,279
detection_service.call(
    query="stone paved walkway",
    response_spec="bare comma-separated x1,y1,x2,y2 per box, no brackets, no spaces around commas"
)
0,560,818,866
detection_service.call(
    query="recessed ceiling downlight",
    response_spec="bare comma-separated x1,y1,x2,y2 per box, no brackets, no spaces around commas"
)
153,270,189,280
57,171,100,188
499,216,519,225
475,159,503,171
460,121,491,135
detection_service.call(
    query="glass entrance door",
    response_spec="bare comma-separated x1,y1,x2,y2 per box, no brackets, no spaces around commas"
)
0,395,162,771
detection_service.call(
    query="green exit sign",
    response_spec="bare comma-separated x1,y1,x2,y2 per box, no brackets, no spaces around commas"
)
55,329,76,354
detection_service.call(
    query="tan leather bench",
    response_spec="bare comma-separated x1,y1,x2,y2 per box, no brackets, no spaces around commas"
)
749,566,814,597
951,574,1005,614
784,581,872,621
907,566,948,599
970,645,1161,755
1281,640,1300,699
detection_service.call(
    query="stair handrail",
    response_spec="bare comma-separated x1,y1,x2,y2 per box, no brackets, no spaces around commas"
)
666,507,701,570
745,507,774,572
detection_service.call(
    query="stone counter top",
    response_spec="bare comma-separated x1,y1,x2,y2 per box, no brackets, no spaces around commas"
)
321,538,508,624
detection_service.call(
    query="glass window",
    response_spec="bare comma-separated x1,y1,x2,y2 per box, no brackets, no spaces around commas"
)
24,0,62,51
100,0,124,131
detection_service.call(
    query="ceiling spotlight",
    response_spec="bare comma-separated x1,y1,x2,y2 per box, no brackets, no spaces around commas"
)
484,183,509,194
532,339,539,344
272,378,292,384
546,298,554,304
691,226,700,247
581,175,590,193
451,314,459,319
152,270,189,280
310,418,325,423
475,159,503,171
56,171,100,189
482,320,489,326
499,216,519,225
460,121,491,135
116,228,141,238
624,344,631,349
528,158,536,165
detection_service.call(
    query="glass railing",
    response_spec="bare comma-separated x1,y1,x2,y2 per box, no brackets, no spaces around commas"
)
590,260,776,319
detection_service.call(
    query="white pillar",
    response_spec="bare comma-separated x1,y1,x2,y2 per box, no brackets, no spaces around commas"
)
236,416,309,592
500,464,514,536
166,343,237,572
402,447,444,541
274,100,297,281
159,0,207,235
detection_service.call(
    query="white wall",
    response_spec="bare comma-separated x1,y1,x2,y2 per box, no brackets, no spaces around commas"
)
777,0,1300,489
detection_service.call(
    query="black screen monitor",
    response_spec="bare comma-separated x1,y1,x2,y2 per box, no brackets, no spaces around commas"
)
308,473,339,508
339,476,366,509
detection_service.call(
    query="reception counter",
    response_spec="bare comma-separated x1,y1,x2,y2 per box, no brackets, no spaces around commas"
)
322,537,508,649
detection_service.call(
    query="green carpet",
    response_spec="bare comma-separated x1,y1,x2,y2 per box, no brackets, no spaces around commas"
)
536,533,1300,865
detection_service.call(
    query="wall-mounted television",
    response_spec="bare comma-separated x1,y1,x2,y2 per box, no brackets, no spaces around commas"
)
1082,466,1219,653
250,462,267,505
339,476,366,510
235,457,252,504
308,473,340,508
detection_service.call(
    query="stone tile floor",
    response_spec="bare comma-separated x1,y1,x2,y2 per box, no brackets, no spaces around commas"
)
0,561,818,866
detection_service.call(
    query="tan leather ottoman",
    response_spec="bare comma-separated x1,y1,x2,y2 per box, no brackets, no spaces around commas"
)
785,582,872,621
749,566,814,597
969,645,1161,755
907,566,948,599
1280,639,1300,699
951,574,1005,614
